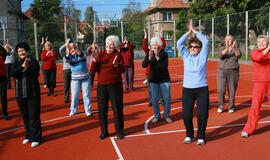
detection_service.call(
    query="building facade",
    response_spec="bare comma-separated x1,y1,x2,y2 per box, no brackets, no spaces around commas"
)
0,0,27,46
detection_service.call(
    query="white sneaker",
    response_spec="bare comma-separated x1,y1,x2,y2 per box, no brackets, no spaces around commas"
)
86,112,92,116
228,109,234,113
143,79,148,84
197,139,205,146
217,109,223,113
44,85,47,88
22,139,30,144
31,142,40,147
165,117,173,123
241,132,248,138
184,137,194,144
69,112,76,116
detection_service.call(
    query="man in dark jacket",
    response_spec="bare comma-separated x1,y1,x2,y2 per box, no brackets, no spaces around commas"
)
10,42,42,148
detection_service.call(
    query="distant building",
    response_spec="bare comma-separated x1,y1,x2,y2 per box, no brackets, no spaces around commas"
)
143,0,193,45
0,0,28,45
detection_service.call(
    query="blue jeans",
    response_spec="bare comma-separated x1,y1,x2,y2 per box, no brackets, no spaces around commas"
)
70,78,91,114
149,82,171,119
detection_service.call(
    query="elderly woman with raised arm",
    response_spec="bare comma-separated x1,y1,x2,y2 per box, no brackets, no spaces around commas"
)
242,35,270,138
177,20,210,146
91,35,126,140
142,34,172,124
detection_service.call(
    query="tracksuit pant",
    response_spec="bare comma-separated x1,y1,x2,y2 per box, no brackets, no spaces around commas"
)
243,82,270,134
97,83,124,135
217,68,239,110
16,97,42,142
182,86,209,139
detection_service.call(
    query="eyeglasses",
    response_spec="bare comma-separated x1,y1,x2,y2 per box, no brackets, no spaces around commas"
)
189,45,200,49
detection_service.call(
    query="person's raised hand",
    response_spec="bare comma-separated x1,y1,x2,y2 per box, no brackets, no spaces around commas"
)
144,28,147,39
113,55,119,67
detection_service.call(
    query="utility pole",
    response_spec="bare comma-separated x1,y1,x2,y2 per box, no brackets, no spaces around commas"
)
40,0,48,37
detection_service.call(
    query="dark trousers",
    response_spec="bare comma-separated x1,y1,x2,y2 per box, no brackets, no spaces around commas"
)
97,83,124,135
44,68,57,93
0,76,8,116
41,62,47,85
123,67,134,89
182,86,209,139
217,68,239,110
90,70,95,87
5,63,13,88
63,69,71,101
16,97,42,142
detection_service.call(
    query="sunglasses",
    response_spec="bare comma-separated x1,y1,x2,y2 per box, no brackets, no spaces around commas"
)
189,45,200,49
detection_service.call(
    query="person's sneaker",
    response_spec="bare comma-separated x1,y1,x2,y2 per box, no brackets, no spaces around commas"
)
217,108,223,113
184,137,195,144
31,142,40,147
22,139,30,144
69,112,76,116
241,132,248,138
197,139,205,146
165,117,173,123
64,100,69,103
51,93,56,97
47,93,51,96
4,115,10,120
131,87,135,91
44,85,47,88
228,109,234,113
117,133,125,140
152,118,159,123
143,79,148,84
98,132,109,140
148,103,152,107
86,112,92,116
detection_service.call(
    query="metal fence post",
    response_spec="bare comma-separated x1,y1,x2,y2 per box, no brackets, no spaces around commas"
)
34,22,39,61
212,17,214,57
64,16,67,41
174,20,176,57
245,11,248,60
2,23,6,42
148,20,151,44
199,19,201,32
227,14,229,35
121,21,124,42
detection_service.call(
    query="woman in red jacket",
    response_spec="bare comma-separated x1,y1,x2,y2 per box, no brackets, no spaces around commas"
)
41,41,57,96
143,29,166,106
119,36,135,91
242,35,270,138
91,35,126,140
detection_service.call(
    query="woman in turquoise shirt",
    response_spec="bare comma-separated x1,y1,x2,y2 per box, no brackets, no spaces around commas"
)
177,20,210,146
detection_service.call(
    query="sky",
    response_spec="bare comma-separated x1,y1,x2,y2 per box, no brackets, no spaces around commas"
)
21,0,150,21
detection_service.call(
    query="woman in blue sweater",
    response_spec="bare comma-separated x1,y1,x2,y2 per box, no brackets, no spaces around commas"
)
65,42,91,116
177,20,210,146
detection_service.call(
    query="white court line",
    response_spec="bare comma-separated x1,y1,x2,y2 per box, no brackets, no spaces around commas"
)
111,119,270,160
110,137,124,160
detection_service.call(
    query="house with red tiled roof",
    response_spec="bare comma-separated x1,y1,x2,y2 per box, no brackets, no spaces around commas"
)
144,0,194,45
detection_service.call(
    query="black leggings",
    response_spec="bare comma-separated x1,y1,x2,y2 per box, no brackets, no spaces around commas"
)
182,86,209,139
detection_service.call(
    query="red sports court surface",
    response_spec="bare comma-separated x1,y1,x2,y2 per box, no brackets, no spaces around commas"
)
1,58,270,160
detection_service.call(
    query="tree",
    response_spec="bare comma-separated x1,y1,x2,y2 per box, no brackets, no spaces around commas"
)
85,6,96,25
176,10,188,39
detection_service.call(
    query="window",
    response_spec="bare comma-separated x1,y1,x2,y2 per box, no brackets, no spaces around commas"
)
164,33,172,40
0,17,7,29
181,0,195,3
164,30,173,40
163,12,173,21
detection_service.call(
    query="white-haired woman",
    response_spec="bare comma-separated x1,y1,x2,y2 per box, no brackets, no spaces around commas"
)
142,36,172,123
242,35,270,138
91,35,125,140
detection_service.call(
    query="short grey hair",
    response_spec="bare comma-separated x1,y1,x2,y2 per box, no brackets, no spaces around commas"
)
150,37,162,47
257,35,269,42
106,35,120,48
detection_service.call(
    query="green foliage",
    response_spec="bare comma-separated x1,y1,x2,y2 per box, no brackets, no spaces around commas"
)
176,10,188,39
84,6,96,25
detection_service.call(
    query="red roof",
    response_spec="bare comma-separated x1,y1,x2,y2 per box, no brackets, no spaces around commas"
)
24,7,32,19
143,0,190,13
